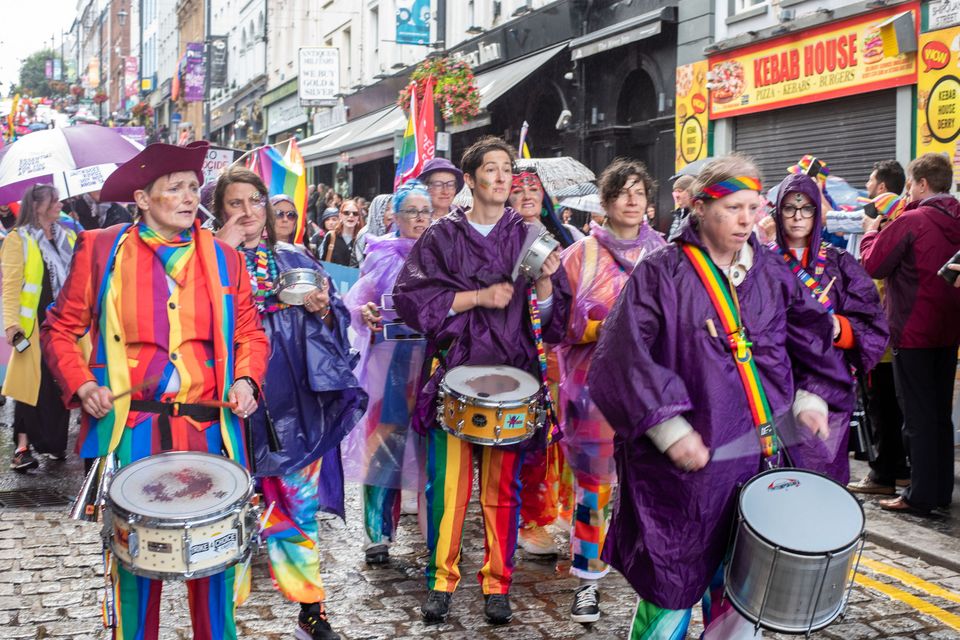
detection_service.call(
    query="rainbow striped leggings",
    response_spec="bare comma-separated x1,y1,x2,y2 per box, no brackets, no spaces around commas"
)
424,428,525,595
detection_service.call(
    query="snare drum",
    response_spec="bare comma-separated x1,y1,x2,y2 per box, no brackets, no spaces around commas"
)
104,452,257,580
518,229,559,281
275,268,325,305
725,468,865,634
436,365,543,446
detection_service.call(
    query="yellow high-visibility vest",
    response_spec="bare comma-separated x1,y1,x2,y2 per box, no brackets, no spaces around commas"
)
18,228,76,338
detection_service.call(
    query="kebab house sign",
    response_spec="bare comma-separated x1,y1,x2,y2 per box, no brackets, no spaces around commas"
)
708,4,918,118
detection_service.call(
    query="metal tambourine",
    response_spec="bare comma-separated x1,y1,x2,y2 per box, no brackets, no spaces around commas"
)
274,268,326,306
518,228,560,281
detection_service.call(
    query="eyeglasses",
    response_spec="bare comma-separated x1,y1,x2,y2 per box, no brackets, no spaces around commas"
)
427,180,458,191
397,207,433,219
781,204,816,219
341,210,360,217
275,210,298,220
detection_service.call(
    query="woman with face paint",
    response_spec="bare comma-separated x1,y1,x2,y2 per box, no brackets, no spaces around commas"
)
213,166,367,640
768,173,889,483
587,155,853,639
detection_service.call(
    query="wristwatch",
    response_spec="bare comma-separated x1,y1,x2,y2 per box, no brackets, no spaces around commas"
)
235,376,261,401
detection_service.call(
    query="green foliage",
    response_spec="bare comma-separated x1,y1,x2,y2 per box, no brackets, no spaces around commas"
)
16,49,63,98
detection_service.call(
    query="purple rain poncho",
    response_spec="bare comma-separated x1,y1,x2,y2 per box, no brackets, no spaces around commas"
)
392,207,571,450
587,222,853,610
341,233,426,492
248,245,368,517
557,221,666,483
771,174,889,483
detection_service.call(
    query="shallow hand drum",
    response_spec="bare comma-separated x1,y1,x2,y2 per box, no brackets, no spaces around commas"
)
104,452,256,580
275,268,325,306
437,365,543,446
725,468,865,635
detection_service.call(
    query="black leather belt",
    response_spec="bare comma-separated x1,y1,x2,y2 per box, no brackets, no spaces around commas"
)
130,400,220,450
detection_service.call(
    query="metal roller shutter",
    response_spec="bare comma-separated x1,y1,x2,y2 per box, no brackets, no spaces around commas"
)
733,90,897,189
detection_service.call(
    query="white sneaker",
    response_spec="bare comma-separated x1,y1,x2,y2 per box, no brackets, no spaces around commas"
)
518,525,557,555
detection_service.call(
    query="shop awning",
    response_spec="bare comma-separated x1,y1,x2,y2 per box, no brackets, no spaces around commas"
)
302,106,404,167
303,42,570,165
569,7,674,61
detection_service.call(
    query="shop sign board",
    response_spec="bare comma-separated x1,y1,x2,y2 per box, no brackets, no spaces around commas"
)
675,61,710,172
708,3,918,119
299,47,339,107
917,24,960,186
930,0,960,31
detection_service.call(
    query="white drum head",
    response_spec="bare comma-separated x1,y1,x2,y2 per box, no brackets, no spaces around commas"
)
283,283,317,294
740,469,864,554
109,452,249,520
445,365,540,402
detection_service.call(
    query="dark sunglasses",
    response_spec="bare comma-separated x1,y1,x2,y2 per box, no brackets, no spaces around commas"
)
341,210,360,217
275,210,298,220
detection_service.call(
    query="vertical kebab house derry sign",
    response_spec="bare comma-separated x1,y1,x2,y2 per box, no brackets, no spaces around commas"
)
708,3,919,119
917,24,960,186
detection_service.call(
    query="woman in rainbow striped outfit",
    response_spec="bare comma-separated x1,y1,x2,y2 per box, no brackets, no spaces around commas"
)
41,142,269,640
588,156,853,639
213,167,367,640
556,158,665,624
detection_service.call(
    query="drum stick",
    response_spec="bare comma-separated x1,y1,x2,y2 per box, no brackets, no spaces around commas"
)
821,276,837,298
195,400,239,410
705,318,719,338
111,374,164,400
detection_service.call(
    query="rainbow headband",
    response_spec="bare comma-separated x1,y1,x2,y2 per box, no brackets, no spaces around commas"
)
695,176,762,201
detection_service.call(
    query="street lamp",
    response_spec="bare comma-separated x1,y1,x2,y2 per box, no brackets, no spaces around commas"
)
117,9,128,27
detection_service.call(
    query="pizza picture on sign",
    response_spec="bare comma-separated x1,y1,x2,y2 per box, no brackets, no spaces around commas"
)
676,65,694,98
712,60,745,104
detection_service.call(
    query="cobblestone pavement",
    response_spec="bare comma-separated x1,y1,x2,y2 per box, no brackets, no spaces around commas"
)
0,413,958,639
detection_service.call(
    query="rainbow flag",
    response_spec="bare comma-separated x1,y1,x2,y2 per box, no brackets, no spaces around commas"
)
518,121,532,159
249,141,309,244
394,82,420,190
261,505,315,549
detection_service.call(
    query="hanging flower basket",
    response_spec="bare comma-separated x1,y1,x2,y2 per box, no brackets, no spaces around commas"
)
70,85,84,98
92,92,109,105
131,102,154,120
397,56,480,126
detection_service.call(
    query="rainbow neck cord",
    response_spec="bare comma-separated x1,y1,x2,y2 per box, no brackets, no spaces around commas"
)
527,287,559,439
778,242,834,314
243,242,289,314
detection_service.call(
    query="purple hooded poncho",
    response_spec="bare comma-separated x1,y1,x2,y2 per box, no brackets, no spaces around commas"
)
587,221,853,610
392,206,571,450
341,234,426,491
771,173,889,482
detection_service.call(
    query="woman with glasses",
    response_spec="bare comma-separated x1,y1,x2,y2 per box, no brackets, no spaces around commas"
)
213,166,367,640
3,184,76,471
769,173,888,483
342,180,433,565
271,194,302,246
318,199,364,267
417,157,464,219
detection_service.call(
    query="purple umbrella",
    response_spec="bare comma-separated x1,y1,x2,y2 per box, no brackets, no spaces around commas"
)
0,125,143,204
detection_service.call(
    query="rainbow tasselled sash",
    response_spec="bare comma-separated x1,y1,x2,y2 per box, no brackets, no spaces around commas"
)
528,287,559,440
776,243,834,314
681,244,778,458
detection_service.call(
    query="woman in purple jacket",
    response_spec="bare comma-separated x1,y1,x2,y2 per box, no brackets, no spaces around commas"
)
769,173,889,483
588,156,852,638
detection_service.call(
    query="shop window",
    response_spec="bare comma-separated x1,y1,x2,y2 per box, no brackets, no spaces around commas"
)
732,0,767,14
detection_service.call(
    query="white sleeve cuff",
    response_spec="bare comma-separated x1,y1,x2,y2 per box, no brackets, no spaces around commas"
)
646,415,695,453
793,389,828,419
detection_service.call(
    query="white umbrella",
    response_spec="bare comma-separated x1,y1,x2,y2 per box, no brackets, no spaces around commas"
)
557,193,604,215
0,125,143,203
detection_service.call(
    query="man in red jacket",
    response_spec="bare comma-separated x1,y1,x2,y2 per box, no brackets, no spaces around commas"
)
860,152,960,515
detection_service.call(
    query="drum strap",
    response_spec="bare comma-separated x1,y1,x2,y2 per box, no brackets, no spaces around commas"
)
528,287,559,438
130,400,221,451
681,244,778,458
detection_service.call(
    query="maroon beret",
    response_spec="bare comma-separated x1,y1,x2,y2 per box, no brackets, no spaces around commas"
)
99,141,209,202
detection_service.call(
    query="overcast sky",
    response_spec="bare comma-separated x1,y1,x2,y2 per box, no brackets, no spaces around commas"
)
0,0,79,95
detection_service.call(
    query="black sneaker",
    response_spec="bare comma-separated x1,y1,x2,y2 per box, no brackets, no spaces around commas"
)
484,593,513,625
296,603,339,640
421,590,452,623
10,448,38,473
364,544,389,565
570,583,600,623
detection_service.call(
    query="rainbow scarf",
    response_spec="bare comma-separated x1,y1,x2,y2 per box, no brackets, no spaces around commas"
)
528,287,559,439
137,223,196,284
681,244,777,458
695,176,761,201
87,221,248,465
242,242,289,314
776,243,834,314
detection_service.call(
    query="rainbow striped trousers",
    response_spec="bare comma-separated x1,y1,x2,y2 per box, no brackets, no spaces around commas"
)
424,428,525,595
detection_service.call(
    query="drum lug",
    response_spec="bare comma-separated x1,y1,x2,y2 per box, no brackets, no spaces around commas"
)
456,420,465,435
494,424,502,445
182,523,192,574
496,402,503,421
456,399,466,413
128,531,139,558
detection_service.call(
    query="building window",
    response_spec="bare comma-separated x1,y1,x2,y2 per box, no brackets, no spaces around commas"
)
734,0,766,13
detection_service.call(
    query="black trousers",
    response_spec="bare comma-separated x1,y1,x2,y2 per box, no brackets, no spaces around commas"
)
12,358,70,456
866,362,908,484
892,347,957,510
